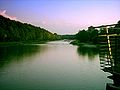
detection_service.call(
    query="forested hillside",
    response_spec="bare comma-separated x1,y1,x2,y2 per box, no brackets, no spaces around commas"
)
0,15,60,42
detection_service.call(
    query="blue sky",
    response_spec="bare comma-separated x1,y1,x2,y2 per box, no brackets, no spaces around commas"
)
0,0,120,34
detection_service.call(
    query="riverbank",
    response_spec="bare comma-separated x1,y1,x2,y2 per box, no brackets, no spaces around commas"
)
0,41,47,47
70,40,99,48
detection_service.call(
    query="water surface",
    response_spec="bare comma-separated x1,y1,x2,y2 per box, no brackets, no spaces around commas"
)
0,41,111,90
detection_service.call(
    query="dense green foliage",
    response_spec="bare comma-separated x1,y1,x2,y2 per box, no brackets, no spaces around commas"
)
76,27,98,44
0,15,61,42
61,34,76,40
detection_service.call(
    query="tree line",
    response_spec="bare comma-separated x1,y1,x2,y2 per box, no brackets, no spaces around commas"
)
0,15,61,42
76,21,120,44
76,26,98,44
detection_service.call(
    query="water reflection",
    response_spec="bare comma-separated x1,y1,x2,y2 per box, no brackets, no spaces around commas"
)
77,45,99,60
0,41,109,90
99,33,120,90
99,51,120,90
0,44,46,68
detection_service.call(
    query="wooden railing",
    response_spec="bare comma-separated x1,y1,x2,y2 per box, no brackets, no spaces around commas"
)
93,23,120,90
93,25,120,75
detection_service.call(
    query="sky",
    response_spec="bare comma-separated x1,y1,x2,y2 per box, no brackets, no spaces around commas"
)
0,0,120,34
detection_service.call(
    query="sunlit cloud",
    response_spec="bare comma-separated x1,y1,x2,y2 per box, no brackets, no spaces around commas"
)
0,10,17,20
42,21,46,25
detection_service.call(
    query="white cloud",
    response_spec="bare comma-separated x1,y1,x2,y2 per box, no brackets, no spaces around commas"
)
0,10,17,20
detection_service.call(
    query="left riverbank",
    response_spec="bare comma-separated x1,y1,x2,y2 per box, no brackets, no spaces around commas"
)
0,41,47,47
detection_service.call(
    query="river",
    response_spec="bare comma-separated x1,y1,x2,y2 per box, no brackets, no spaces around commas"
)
0,40,112,90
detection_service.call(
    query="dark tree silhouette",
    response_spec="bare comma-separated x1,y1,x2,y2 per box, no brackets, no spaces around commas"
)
0,15,61,42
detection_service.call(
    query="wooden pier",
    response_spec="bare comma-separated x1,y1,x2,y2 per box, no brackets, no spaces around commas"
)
93,23,120,90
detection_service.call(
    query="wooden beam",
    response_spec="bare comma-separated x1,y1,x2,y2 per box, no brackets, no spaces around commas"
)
99,34,120,37
93,24,117,28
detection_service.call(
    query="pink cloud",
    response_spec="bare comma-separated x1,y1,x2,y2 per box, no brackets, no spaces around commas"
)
0,10,17,20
